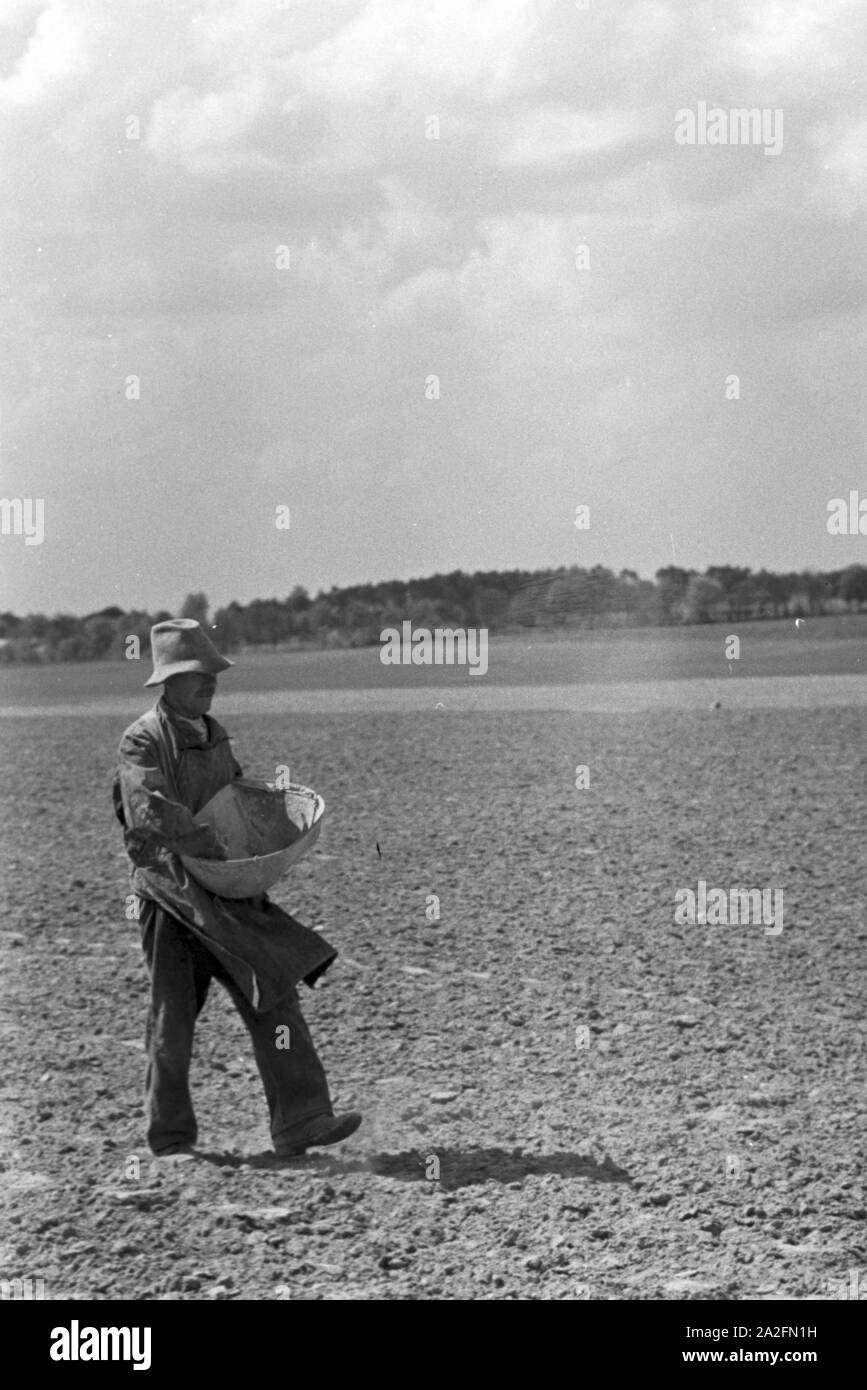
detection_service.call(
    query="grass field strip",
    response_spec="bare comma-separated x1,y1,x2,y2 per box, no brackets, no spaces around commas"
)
1,673,866,719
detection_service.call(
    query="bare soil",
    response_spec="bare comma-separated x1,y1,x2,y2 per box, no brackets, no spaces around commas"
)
1,695,865,1300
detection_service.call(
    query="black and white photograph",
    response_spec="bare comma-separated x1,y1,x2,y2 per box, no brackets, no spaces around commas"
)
1,0,865,1341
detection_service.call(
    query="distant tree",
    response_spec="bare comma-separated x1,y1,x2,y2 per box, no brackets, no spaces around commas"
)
370,580,407,609
406,599,444,630
286,585,312,613
726,576,757,621
342,598,382,647
308,595,342,645
729,577,772,620
244,598,283,646
681,575,726,624
754,569,790,618
81,617,116,659
631,578,661,626
55,634,88,662
44,614,79,650
838,565,867,610
1,558,859,664
508,584,543,628
474,586,511,630
613,569,643,623
798,571,831,616
19,613,52,640
378,602,407,632
704,566,754,621
545,570,591,626
180,592,209,628
289,604,314,641
706,565,750,593
654,567,693,624
213,604,244,651
442,570,477,612
82,605,125,622
583,566,617,628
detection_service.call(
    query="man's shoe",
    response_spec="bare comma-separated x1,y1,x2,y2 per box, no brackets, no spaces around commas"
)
275,1111,362,1158
152,1142,197,1159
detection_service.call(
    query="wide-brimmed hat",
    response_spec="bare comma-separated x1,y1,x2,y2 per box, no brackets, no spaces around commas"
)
144,618,234,688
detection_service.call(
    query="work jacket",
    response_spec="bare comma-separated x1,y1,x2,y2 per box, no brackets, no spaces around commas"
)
113,699,336,1012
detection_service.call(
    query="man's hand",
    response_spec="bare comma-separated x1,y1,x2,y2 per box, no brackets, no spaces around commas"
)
117,728,233,861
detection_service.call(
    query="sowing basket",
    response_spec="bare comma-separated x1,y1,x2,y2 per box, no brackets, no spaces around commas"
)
180,778,324,899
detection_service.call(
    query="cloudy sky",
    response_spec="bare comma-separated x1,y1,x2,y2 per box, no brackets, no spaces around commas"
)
1,0,865,616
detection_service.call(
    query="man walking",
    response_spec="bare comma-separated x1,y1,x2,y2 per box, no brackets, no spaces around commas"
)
113,618,361,1159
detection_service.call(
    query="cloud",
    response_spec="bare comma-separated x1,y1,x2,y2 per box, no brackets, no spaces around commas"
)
147,76,271,172
0,0,89,106
283,0,537,103
1,0,866,613
497,105,659,168
729,0,847,78
808,114,867,215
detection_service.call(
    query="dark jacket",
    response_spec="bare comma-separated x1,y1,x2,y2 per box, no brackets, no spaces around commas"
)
113,699,336,1011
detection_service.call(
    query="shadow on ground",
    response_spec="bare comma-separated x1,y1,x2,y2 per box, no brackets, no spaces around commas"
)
203,1146,633,1188
363,1147,633,1188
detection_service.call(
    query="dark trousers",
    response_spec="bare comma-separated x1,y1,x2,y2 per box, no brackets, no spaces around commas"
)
140,901,333,1154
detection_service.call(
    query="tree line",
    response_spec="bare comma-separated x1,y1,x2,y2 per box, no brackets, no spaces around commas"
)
1,564,866,663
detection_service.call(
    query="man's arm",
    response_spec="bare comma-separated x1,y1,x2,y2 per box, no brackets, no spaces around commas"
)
117,727,224,859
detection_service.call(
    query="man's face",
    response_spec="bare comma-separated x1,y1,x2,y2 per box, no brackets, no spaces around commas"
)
163,670,217,718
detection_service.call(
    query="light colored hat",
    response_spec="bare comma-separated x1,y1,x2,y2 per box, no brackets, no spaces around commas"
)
145,618,233,688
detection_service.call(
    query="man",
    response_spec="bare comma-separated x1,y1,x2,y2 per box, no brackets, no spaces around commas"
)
113,617,361,1159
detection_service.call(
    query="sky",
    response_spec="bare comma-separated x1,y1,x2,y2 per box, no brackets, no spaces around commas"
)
1,0,865,617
